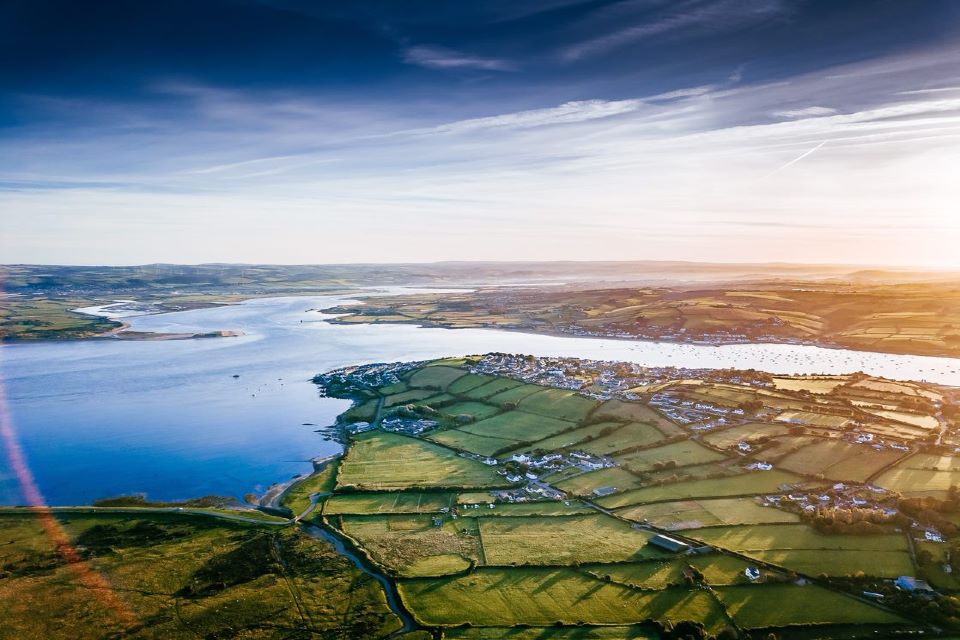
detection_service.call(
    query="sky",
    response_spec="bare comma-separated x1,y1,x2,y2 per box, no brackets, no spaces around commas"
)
2,0,959,267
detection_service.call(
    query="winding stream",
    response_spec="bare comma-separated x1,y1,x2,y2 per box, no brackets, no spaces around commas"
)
302,522,415,634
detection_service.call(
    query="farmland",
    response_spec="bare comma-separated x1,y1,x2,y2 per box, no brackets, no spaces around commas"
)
477,514,666,565
302,354,960,636
397,568,729,631
326,280,960,358
876,452,960,498
336,432,504,490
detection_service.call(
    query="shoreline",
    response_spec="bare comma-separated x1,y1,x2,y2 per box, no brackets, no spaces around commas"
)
11,287,960,361
324,312,960,362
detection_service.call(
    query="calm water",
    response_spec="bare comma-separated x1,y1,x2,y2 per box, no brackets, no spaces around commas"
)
3,293,959,506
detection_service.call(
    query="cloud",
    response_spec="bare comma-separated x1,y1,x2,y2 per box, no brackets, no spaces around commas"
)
3,41,960,266
562,0,788,60
773,106,838,119
402,46,514,71
407,86,716,136
430,99,642,133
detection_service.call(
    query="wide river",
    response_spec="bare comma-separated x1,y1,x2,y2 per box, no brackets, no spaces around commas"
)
2,292,959,506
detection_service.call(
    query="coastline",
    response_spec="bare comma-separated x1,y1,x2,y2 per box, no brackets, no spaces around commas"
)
324,312,960,361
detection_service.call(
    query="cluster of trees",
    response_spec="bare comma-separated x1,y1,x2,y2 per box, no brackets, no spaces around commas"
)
898,491,960,536
808,513,893,535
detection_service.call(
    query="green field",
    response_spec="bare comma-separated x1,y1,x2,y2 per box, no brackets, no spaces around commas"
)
448,373,499,395
433,410,577,455
689,524,913,578
398,568,729,631
429,429,523,457
746,549,915,578
458,501,594,517
702,422,793,449
280,459,339,515
337,431,504,490
518,388,598,422
876,452,960,497
477,514,667,565
616,440,727,472
407,365,467,390
438,401,503,421
586,554,756,589
594,400,685,436
690,523,908,552
463,377,524,400
576,422,666,456
618,497,799,530
778,439,905,481
339,514,481,577
596,470,801,508
487,383,549,406
716,584,906,628
553,467,647,496
516,422,615,453
323,491,455,515
384,388,438,407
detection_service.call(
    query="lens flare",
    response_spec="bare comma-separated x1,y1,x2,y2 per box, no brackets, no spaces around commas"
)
0,371,136,628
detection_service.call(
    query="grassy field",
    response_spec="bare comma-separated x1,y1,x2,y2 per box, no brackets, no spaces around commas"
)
339,514,481,577
518,388,598,422
746,549,915,578
771,376,849,394
487,383,549,405
337,431,504,490
398,567,729,631
702,422,793,449
323,491,455,515
407,365,467,390
463,377,525,400
457,502,594,517
617,497,799,530
515,422,616,454
384,388,438,407
575,422,666,456
428,428,523,457
778,440,905,481
689,524,913,578
553,467,647,496
616,440,727,472
448,373,499,395
689,523,909,552
0,512,401,639
477,514,667,565
0,297,121,341
438,401,503,421
593,400,685,436
875,452,960,497
440,411,576,453
596,470,801,509
716,584,906,628
280,460,339,515
586,554,757,589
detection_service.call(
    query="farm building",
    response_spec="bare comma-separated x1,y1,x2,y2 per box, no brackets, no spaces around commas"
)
592,486,617,497
648,533,690,553
895,576,935,594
